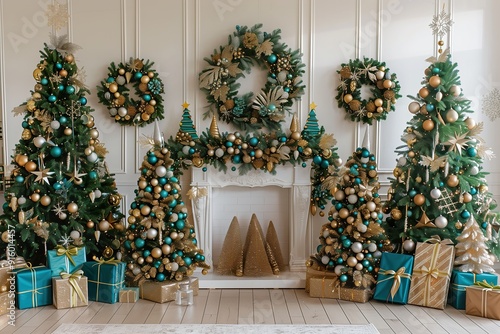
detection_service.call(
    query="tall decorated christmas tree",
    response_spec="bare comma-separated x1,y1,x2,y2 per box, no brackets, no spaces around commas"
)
383,10,499,252
308,132,392,291
123,120,209,284
0,36,125,264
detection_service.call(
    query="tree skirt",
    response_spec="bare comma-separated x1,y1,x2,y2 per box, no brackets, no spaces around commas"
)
52,323,380,334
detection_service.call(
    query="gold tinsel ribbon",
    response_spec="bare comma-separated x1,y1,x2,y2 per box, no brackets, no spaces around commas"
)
16,263,50,308
60,270,87,306
412,243,449,306
377,267,411,301
56,245,79,266
473,280,500,317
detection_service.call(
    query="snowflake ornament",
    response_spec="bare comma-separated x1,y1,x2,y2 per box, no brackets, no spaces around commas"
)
429,7,454,40
59,234,73,247
46,3,69,31
482,88,500,122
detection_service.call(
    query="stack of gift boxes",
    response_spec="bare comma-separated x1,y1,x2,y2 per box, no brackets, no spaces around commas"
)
306,238,500,319
1,245,201,313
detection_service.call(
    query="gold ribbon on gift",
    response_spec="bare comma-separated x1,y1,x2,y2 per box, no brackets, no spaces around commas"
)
60,270,87,307
16,264,50,308
94,257,121,265
472,281,500,318
56,245,79,266
412,243,450,306
425,235,454,246
451,273,477,292
377,267,412,300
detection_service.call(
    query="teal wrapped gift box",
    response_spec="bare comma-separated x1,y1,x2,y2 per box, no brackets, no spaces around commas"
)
448,270,498,309
81,259,125,304
373,252,414,304
14,265,52,309
47,246,87,277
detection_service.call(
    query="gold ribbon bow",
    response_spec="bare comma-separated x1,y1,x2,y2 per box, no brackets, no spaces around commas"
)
56,245,79,266
60,270,87,306
425,235,454,246
474,280,500,290
378,267,412,300
94,256,121,265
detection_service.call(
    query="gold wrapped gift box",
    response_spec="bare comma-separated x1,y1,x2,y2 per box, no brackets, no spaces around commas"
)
305,267,337,293
309,277,371,303
52,275,88,309
139,277,199,303
0,292,15,316
466,285,500,320
407,241,454,309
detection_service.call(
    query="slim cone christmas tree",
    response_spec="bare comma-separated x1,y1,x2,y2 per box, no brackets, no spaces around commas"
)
308,130,391,289
0,37,125,264
382,11,499,252
123,127,209,284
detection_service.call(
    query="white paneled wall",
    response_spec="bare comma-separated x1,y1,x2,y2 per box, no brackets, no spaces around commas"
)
1,0,499,258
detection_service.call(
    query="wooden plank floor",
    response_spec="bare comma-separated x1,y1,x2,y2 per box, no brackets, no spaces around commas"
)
1,289,500,333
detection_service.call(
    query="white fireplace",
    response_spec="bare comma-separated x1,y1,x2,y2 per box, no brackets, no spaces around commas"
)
190,164,311,288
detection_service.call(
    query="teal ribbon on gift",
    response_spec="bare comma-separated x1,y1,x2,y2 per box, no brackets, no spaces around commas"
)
16,263,51,308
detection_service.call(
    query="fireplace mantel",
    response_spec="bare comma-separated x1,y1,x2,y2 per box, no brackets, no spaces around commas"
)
190,164,310,288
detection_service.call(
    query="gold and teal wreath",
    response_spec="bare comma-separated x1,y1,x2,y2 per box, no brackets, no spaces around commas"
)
336,58,401,124
199,24,305,132
97,58,164,127
165,103,340,216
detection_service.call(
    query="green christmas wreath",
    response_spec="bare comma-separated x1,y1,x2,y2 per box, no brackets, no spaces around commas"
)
97,58,164,127
336,58,401,124
199,24,305,132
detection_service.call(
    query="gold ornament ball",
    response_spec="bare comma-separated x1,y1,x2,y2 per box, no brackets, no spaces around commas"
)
109,194,121,206
343,94,353,103
146,256,153,263
455,222,463,229
138,180,147,189
162,244,171,255
330,221,338,229
65,54,74,62
67,202,79,213
141,75,150,84
170,232,178,240
114,223,125,232
422,119,435,131
132,208,141,218
25,161,37,172
40,195,51,206
479,184,488,193
390,208,402,220
419,87,429,98
303,147,312,156
408,151,415,158
118,68,125,75
429,75,441,88
99,219,110,231
150,178,158,186
87,221,95,228
393,167,402,177
141,205,151,216
338,208,350,219
17,155,29,167
64,128,73,136
1,231,9,243
151,247,162,258
255,149,263,158
30,193,40,202
463,192,472,203
374,98,383,107
383,80,392,89
147,71,155,78
59,69,68,77
447,174,459,187
413,194,425,206
141,113,150,121
137,257,144,265
109,83,118,93
202,269,208,275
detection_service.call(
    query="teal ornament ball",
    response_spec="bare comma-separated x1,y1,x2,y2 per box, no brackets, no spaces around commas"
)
56,63,63,70
148,155,158,164
107,77,115,83
79,97,87,105
50,146,62,158
134,238,145,248
156,273,165,282
88,171,98,179
320,160,329,169
183,257,192,266
339,274,348,282
66,85,75,94
143,250,151,257
48,95,57,103
134,72,143,80
15,175,24,183
467,147,477,157
41,78,49,85
249,137,259,146
267,54,277,63
143,94,151,102
176,220,185,230
461,210,471,219
123,240,131,249
59,116,68,124
313,156,322,165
